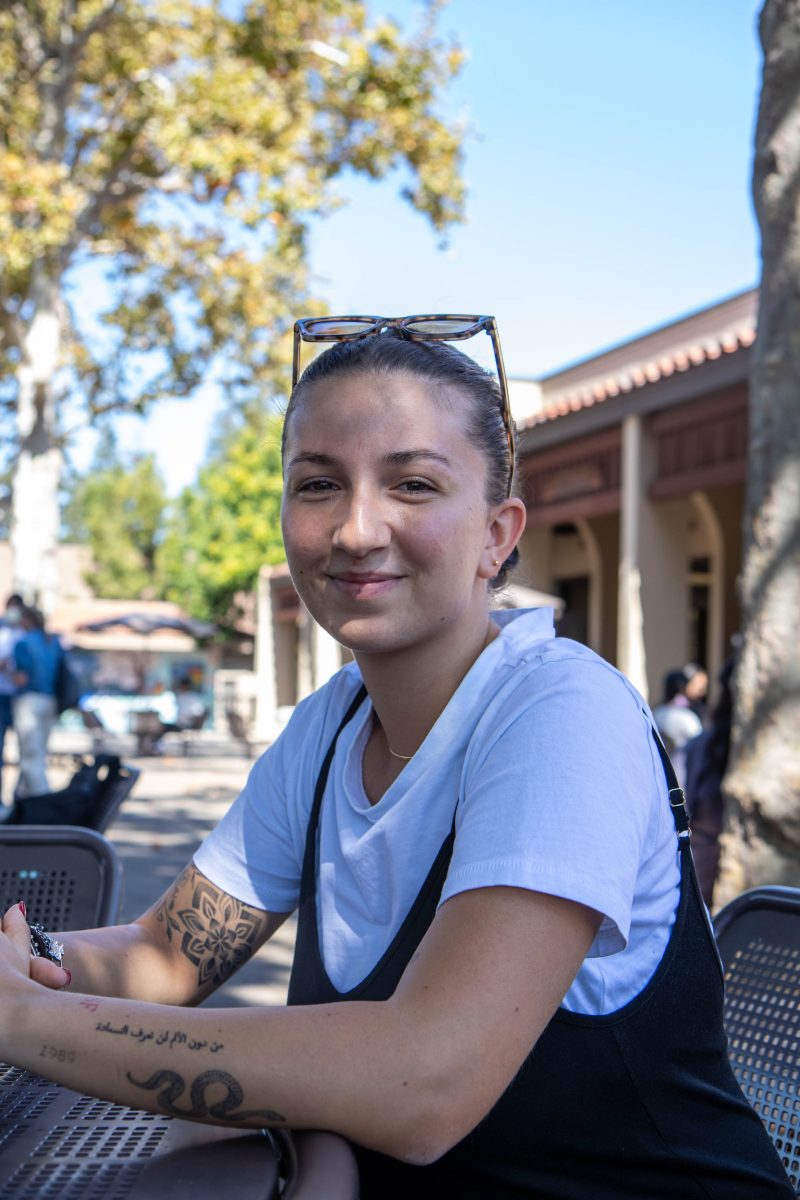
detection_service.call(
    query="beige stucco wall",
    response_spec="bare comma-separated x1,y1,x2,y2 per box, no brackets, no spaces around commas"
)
515,525,554,594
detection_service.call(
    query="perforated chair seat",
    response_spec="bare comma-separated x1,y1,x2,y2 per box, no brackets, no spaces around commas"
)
0,825,122,929
714,885,800,1194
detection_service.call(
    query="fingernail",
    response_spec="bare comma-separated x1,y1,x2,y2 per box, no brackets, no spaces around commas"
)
18,902,26,917
61,969,72,989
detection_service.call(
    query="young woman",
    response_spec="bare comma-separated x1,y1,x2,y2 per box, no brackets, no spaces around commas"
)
0,319,793,1198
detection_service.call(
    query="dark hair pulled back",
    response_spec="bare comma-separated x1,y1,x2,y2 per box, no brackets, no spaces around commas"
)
284,329,520,590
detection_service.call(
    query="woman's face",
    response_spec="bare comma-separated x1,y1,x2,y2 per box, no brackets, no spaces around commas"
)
281,370,510,657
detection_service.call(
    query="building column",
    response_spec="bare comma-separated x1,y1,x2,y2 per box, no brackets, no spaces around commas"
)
575,518,602,654
691,490,726,693
311,618,342,690
254,565,278,740
617,415,649,699
618,414,693,703
296,606,314,701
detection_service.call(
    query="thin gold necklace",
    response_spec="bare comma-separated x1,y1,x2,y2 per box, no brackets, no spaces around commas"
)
386,742,414,762
382,622,497,763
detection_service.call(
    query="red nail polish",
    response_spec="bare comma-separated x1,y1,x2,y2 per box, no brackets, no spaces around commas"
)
18,902,26,917
62,969,72,988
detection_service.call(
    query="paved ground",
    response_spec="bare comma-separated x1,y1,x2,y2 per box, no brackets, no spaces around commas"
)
10,736,297,1010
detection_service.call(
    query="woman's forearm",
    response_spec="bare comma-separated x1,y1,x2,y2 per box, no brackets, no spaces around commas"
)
8,978,438,1163
59,924,192,1004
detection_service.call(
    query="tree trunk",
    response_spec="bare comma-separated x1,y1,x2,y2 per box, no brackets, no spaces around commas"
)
714,0,800,905
10,270,63,616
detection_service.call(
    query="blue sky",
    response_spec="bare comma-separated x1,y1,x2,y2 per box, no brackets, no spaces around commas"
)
104,0,764,494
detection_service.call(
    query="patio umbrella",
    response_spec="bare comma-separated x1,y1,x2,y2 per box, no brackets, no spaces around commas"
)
78,614,217,639
76,613,217,695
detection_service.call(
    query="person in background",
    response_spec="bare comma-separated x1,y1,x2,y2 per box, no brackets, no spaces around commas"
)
0,594,25,804
684,659,734,906
12,605,63,798
174,678,208,729
652,668,703,788
683,662,709,727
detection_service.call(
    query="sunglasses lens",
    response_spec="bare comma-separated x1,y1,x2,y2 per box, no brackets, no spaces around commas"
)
404,318,481,336
303,318,376,337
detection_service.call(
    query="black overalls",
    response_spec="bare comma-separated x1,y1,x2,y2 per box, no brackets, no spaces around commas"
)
287,687,794,1199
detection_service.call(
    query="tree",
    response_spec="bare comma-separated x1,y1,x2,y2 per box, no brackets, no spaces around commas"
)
0,0,465,612
157,409,285,624
62,429,168,598
715,0,800,903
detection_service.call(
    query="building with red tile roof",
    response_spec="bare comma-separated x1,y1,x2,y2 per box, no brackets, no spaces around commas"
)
507,287,756,703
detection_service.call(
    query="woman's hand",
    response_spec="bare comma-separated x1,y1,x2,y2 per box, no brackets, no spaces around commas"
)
0,903,71,990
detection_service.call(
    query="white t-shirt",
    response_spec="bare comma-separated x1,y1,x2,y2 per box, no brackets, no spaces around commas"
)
194,609,681,1016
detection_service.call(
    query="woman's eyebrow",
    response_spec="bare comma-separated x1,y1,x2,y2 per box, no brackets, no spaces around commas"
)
383,450,453,468
287,451,341,468
287,449,453,469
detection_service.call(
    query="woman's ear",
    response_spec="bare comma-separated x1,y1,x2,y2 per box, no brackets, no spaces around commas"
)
478,497,527,580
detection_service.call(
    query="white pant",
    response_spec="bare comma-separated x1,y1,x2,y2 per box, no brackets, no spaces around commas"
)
13,692,57,798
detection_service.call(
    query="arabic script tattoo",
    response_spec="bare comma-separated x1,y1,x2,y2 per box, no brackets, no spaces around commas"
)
153,866,267,989
126,1068,286,1124
96,1021,224,1053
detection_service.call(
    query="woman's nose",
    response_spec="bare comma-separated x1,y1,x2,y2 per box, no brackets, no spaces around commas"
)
332,491,390,557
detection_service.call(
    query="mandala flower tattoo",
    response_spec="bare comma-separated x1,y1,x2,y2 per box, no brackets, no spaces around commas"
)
155,869,264,988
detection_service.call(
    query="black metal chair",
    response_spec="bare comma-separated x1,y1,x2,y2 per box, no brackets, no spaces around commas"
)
266,1130,359,1200
80,707,107,750
7,754,140,833
226,708,254,758
0,825,122,928
714,885,800,1194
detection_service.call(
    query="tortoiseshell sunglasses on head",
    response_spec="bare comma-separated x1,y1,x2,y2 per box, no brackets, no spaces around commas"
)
292,314,516,496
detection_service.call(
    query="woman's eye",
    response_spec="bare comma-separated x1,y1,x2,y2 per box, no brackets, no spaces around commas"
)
397,478,436,495
295,478,339,494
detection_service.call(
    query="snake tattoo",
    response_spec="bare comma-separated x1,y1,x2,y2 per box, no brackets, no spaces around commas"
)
126,1068,286,1123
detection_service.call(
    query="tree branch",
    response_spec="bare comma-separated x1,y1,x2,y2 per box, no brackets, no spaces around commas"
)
70,0,124,60
66,80,139,174
8,2,49,79
64,134,151,260
0,282,25,355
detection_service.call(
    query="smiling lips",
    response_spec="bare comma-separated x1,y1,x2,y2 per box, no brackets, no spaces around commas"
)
328,572,403,599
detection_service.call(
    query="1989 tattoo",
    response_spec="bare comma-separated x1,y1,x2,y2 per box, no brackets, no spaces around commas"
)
40,1045,76,1064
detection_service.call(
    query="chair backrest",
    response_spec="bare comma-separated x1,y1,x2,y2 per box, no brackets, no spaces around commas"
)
10,756,140,833
714,885,800,1194
226,708,254,757
0,825,122,928
92,761,140,832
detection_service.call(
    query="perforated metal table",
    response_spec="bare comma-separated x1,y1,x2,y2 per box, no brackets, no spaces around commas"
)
0,1063,280,1198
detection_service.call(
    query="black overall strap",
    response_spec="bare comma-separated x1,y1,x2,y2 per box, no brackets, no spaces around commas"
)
297,684,368,907
650,722,724,971
288,680,459,1006
649,725,691,847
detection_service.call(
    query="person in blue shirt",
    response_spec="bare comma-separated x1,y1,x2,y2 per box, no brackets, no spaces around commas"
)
12,605,62,798
0,594,24,804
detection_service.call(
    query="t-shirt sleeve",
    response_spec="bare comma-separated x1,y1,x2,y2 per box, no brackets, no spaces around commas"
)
441,655,660,956
193,667,361,913
192,734,303,913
